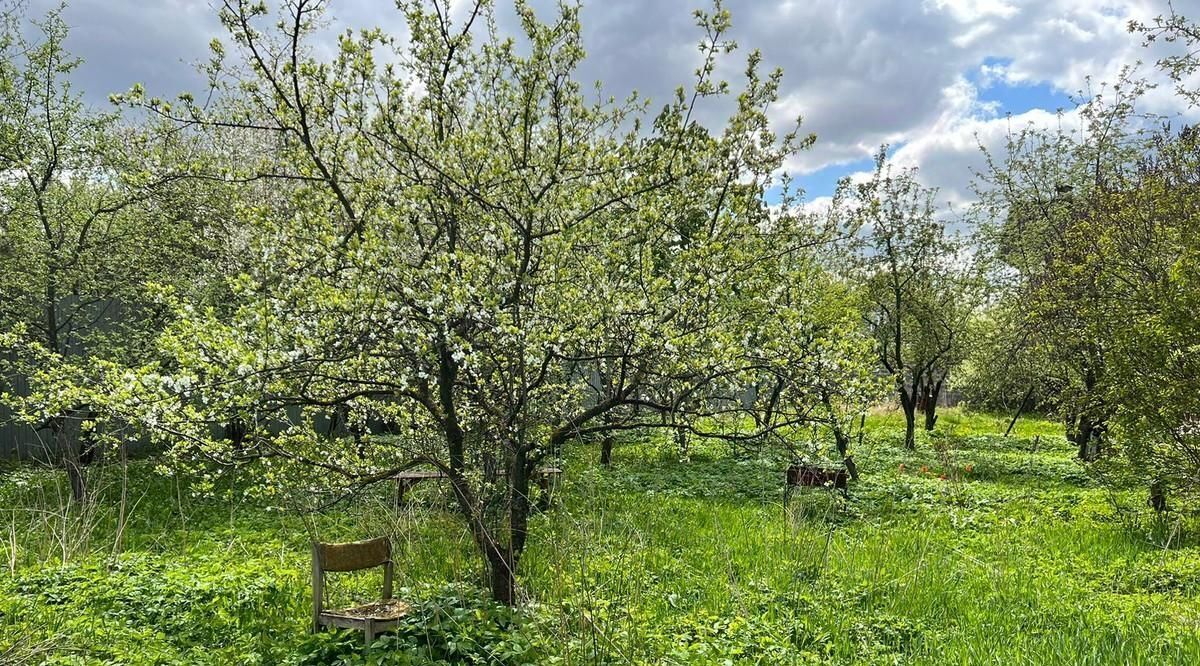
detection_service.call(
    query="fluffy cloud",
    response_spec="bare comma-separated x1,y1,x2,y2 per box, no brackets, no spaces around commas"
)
31,0,1199,207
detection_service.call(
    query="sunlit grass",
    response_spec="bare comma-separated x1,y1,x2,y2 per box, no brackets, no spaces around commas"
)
2,408,1198,664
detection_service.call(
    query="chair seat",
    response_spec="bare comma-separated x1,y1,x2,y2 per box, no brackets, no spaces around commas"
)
322,599,412,622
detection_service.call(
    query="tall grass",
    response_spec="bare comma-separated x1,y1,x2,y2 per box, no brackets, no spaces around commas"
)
1,408,1198,664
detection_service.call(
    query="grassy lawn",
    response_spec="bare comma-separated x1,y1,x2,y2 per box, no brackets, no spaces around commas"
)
3,409,1199,664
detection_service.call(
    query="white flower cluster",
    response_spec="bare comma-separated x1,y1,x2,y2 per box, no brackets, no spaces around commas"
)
1179,419,1200,439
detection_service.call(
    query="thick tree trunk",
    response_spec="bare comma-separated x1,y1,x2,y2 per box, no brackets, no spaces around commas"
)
486,545,517,606
1079,422,1093,461
1071,416,1101,462
1149,481,1167,513
489,449,531,606
1073,365,1104,462
45,279,88,501
55,416,87,503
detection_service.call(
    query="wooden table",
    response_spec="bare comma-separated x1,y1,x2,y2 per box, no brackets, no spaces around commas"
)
394,467,563,509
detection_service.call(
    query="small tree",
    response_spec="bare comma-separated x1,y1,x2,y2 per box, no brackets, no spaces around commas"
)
973,76,1149,460
833,148,968,448
0,4,227,500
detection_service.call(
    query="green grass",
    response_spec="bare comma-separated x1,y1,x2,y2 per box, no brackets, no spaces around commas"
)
2,408,1199,664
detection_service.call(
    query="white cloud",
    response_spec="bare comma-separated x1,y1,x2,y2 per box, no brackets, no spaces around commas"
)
926,0,1021,23
26,0,1200,211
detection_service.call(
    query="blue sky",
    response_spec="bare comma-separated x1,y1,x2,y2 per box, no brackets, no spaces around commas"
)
800,62,1077,201
970,58,1074,115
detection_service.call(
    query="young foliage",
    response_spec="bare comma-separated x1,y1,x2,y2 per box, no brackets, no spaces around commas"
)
48,0,879,603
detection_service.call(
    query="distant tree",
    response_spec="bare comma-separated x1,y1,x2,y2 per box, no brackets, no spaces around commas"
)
832,148,973,448
973,77,1149,461
955,297,1051,434
0,3,236,500
909,258,981,432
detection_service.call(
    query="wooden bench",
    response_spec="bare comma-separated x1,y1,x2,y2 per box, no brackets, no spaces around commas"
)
785,463,849,502
394,467,563,509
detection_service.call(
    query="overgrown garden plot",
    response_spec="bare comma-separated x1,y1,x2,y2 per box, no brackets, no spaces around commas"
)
3,410,1197,665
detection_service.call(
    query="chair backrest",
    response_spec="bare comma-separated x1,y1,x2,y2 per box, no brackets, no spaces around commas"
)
315,537,391,572
312,537,394,630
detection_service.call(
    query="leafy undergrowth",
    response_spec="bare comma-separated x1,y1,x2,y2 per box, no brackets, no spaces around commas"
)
297,586,546,666
3,409,1200,664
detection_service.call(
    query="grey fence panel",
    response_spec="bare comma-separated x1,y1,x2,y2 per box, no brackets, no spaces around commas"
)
0,371,55,461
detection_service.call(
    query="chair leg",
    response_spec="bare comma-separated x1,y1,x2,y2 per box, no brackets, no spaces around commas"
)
311,546,323,633
364,619,376,646
535,476,552,511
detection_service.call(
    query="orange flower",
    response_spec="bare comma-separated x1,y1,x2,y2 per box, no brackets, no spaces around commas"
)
920,466,929,474
964,464,974,473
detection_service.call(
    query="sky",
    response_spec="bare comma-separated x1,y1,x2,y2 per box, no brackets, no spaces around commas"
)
27,0,1200,211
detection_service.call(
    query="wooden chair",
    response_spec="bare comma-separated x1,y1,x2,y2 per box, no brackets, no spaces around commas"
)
311,537,411,644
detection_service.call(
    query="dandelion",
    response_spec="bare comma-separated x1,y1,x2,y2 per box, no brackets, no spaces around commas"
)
920,465,929,474
964,464,974,473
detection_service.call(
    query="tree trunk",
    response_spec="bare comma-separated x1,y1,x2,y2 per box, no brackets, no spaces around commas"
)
491,449,531,606
461,462,528,606
1074,364,1104,462
1149,481,1167,513
922,377,943,432
831,426,859,481
485,544,517,606
55,416,86,503
899,387,917,449
903,408,916,449
226,417,247,453
1071,416,1100,462
45,277,87,501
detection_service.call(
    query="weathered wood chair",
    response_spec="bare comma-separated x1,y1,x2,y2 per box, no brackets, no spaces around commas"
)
311,537,411,644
